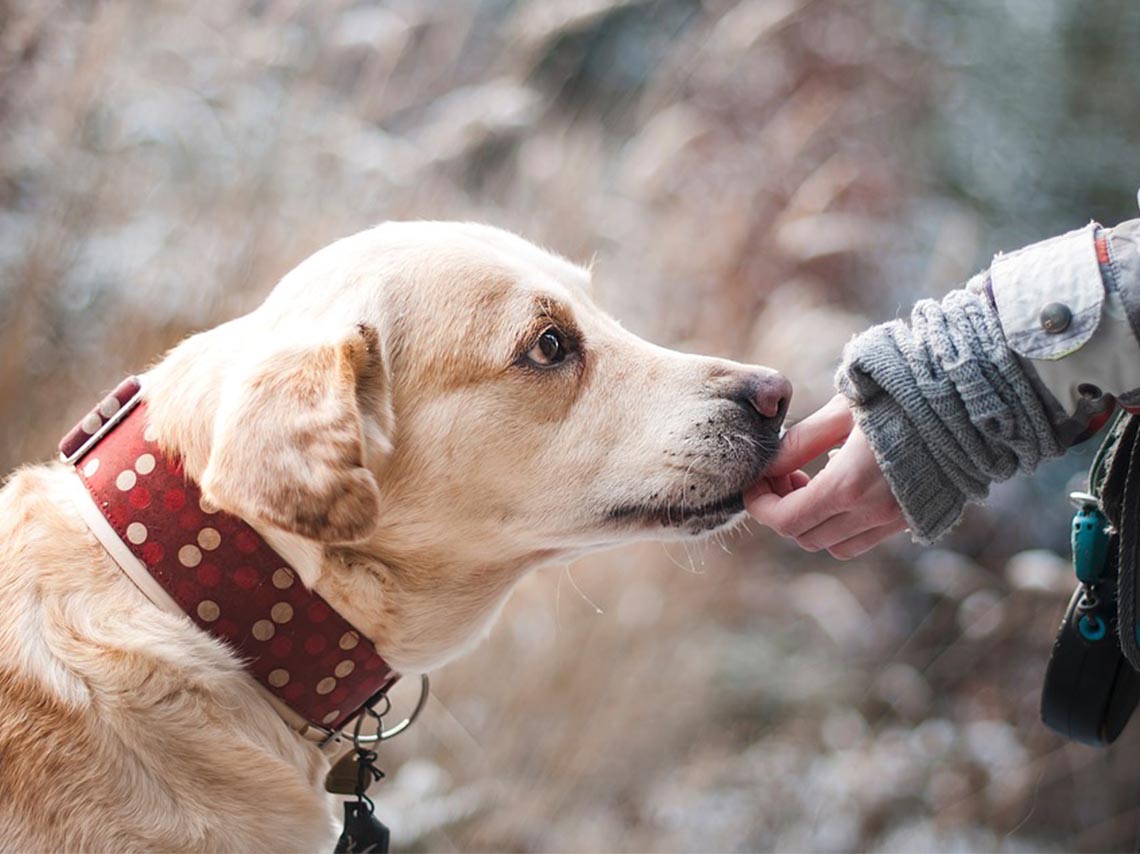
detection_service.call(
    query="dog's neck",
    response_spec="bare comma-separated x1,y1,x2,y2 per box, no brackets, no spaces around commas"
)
315,544,536,673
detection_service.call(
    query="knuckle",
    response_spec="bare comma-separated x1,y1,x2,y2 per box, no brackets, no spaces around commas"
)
828,544,855,560
746,504,776,526
795,535,822,552
768,513,801,539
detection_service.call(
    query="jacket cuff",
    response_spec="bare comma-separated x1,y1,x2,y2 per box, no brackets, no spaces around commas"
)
990,222,1103,360
989,219,1140,421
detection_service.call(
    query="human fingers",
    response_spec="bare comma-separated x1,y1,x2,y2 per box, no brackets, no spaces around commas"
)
826,519,909,560
796,513,876,553
744,470,811,502
794,497,904,552
746,470,848,538
749,417,897,540
764,394,854,478
771,470,812,497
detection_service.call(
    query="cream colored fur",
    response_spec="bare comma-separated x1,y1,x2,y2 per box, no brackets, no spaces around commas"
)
0,222,788,851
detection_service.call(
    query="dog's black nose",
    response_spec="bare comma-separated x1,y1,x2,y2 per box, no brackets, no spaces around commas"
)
745,372,792,423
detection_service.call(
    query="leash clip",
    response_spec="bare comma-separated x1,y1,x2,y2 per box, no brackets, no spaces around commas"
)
1068,491,1101,510
337,673,430,748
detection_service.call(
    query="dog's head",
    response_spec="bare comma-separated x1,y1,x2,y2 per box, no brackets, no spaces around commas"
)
147,223,789,668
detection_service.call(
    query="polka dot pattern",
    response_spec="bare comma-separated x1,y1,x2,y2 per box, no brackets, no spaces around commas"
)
197,527,221,551
197,600,220,622
270,602,294,624
98,397,121,419
58,376,143,461
73,397,399,731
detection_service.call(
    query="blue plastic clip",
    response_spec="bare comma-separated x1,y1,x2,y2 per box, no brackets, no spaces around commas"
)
1070,492,1110,586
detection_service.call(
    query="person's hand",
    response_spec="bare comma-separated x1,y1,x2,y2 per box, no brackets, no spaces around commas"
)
746,394,907,559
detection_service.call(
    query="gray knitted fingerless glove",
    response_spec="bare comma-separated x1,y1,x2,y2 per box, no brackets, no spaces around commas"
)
835,277,1065,543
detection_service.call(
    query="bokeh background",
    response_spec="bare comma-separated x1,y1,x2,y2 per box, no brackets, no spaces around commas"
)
4,0,1140,850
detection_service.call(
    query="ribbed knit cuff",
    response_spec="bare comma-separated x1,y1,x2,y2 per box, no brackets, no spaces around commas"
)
838,326,971,544
847,391,967,544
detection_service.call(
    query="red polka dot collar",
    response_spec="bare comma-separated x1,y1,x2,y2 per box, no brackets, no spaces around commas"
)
60,377,400,738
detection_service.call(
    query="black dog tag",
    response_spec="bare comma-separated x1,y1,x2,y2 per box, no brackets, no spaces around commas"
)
333,744,389,853
334,800,390,854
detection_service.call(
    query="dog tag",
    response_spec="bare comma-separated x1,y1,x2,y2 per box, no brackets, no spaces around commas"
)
334,801,390,853
333,745,390,853
326,751,369,796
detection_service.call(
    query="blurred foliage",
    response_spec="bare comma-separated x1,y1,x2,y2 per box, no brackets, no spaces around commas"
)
3,0,1140,850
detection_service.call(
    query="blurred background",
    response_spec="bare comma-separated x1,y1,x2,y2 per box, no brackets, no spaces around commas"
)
3,0,1140,850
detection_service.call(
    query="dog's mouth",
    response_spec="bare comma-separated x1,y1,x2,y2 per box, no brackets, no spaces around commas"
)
606,490,746,533
603,417,781,536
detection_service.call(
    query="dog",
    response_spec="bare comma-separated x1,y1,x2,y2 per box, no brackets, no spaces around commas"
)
0,222,790,851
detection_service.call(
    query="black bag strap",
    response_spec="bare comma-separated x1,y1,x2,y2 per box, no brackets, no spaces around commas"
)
1100,410,1140,671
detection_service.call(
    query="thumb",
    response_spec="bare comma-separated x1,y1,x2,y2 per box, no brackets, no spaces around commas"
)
765,394,854,477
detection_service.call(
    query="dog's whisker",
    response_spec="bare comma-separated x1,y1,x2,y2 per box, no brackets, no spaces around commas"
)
564,565,604,615
659,541,700,575
554,561,565,633
685,540,706,574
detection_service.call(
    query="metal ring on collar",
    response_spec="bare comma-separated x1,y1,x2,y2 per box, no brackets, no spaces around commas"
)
352,674,430,745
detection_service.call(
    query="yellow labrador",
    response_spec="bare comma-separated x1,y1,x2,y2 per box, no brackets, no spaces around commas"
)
0,222,790,851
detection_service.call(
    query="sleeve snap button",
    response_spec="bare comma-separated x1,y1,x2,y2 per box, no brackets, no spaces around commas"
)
1039,302,1072,334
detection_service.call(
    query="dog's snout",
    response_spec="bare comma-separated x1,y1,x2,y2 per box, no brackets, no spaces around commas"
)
743,372,792,424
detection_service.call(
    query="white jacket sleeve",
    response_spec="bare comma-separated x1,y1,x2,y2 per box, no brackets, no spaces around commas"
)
987,216,1140,445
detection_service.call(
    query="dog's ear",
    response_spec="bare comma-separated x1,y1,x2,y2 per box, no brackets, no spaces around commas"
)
200,323,392,543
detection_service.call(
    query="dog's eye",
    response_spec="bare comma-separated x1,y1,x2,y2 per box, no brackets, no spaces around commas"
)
527,329,566,367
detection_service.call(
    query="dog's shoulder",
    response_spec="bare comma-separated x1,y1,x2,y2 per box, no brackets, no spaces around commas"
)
0,464,337,850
